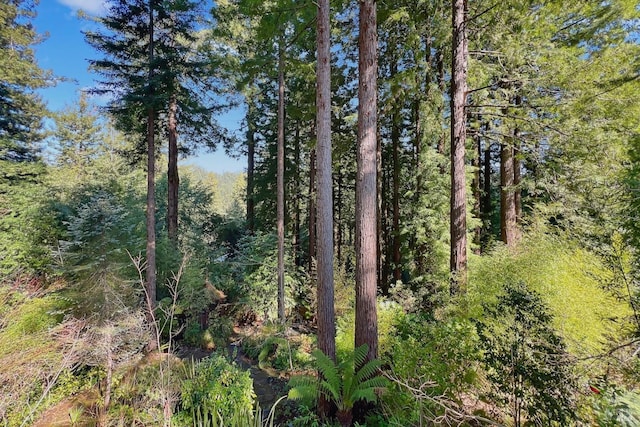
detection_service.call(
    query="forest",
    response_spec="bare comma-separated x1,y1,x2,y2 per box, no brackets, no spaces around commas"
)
1,0,640,425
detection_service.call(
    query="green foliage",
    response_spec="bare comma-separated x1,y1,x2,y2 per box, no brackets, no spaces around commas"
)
178,353,256,423
288,344,388,426
242,326,314,372
234,232,306,322
381,314,479,425
336,299,404,361
477,281,577,426
469,231,633,357
593,386,640,427
0,286,71,425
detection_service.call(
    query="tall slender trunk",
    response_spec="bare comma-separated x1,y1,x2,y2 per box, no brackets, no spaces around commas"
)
391,103,401,285
316,0,336,415
167,94,179,244
355,0,378,365
293,120,301,266
277,39,286,323
145,0,157,312
449,0,468,294
308,148,317,274
500,141,517,246
514,94,522,224
246,106,255,233
471,114,482,254
378,133,386,291
482,131,492,249
437,47,446,165
335,169,343,265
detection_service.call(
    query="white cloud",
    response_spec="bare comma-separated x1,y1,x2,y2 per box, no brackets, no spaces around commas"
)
57,0,108,16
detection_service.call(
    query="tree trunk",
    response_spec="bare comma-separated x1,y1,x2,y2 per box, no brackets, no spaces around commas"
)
277,39,286,323
449,0,468,294
167,94,179,244
246,105,255,233
308,148,317,274
145,0,157,315
336,169,343,266
316,0,336,417
391,106,401,285
500,141,517,246
482,132,492,249
437,47,446,170
355,0,378,365
514,94,522,224
471,114,482,254
378,133,386,292
293,120,301,266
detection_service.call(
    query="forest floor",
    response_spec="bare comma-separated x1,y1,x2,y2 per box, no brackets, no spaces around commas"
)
31,327,287,426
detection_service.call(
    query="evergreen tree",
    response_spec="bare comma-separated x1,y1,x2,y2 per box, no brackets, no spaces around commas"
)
315,0,336,416
85,0,161,306
355,0,379,365
0,0,53,275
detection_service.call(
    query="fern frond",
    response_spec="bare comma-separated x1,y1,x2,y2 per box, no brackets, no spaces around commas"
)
352,344,369,370
288,384,318,400
357,376,389,392
351,388,378,404
311,349,340,396
354,358,383,383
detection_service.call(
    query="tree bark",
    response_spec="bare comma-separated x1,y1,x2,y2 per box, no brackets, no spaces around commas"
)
308,148,317,274
391,103,401,284
514,95,522,224
277,39,286,323
293,120,302,266
316,0,336,416
437,47,446,170
246,105,255,233
449,0,468,294
500,141,517,246
471,114,481,254
167,94,179,244
482,133,492,249
355,0,378,365
145,0,157,312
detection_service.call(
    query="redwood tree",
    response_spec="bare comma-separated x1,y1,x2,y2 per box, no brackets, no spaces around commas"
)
355,0,379,364
315,0,336,416
449,0,468,294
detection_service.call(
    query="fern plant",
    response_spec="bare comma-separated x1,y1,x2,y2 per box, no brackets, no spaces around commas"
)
288,344,388,426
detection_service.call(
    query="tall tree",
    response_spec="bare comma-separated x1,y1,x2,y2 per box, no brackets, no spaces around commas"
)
449,0,468,294
145,0,157,308
277,36,286,322
355,0,378,364
0,0,51,275
315,0,336,415
85,0,161,306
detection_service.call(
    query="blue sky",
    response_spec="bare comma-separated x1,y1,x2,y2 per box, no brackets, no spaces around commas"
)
33,0,245,173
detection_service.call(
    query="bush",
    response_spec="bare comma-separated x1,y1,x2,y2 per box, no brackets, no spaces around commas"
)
468,232,633,358
381,313,479,425
233,232,306,322
177,353,255,423
336,299,405,361
476,281,577,426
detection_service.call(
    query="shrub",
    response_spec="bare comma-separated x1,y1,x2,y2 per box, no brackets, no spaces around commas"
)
335,299,405,361
177,353,255,423
469,232,633,358
476,281,577,426
381,313,479,425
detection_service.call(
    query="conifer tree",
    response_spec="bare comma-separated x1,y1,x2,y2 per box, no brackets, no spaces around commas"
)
0,0,52,275
85,0,161,306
